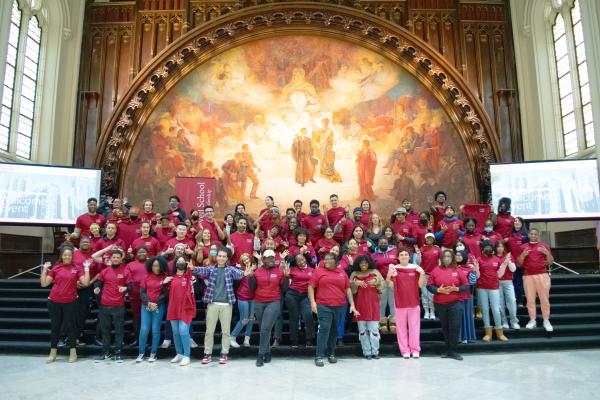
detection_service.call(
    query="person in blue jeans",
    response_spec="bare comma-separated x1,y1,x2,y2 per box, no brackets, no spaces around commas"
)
230,253,256,348
136,256,169,362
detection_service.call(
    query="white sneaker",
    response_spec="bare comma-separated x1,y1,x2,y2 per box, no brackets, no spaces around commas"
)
429,311,436,320
161,339,171,349
148,353,157,362
423,311,430,320
511,322,521,330
230,338,240,348
543,320,554,332
170,354,183,364
243,336,251,347
502,322,509,329
180,356,191,366
135,354,144,363
525,320,537,329
190,338,199,348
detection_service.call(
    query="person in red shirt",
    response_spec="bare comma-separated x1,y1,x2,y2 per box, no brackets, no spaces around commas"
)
401,198,421,227
68,197,106,242
481,218,503,244
199,205,226,242
372,236,398,333
517,228,554,332
427,249,469,360
435,206,464,249
117,206,142,251
130,221,162,257
508,217,529,305
303,199,327,246
72,236,97,343
88,223,104,249
429,191,447,230
282,216,299,247
420,233,441,320
387,248,426,359
93,222,126,255
456,251,477,344
155,214,175,247
462,218,483,259
166,195,187,225
495,241,520,330
472,240,509,342
390,207,417,251
359,199,372,226
346,225,373,255
350,254,384,359
247,249,288,367
494,197,515,239
308,252,359,367
315,227,339,261
164,256,197,366
334,207,364,244
325,194,347,229
40,246,91,363
338,238,359,273
284,253,316,348
230,217,255,265
126,247,149,345
289,228,317,265
92,247,130,362
136,256,169,363
162,223,195,259
293,199,307,227
413,212,433,248
140,199,160,226
230,253,257,348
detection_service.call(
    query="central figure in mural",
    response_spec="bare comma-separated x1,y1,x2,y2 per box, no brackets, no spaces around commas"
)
125,35,474,215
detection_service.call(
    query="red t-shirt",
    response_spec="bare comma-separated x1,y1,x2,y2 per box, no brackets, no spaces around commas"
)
126,260,147,295
288,243,316,260
476,255,501,290
166,270,196,324
437,218,464,248
462,204,492,232
499,256,513,281
198,219,222,243
420,245,441,274
372,248,398,278
390,266,421,308
93,236,126,253
507,232,526,264
359,211,372,226
413,224,432,248
155,227,175,247
482,230,503,245
495,213,515,239
520,242,551,276
236,275,255,301
309,267,350,307
391,220,414,249
353,272,380,321
140,211,158,226
431,206,445,232
457,264,473,300
406,210,420,227
327,207,346,227
288,266,315,293
253,267,284,302
131,236,162,256
163,237,196,252
75,212,106,238
167,209,185,225
338,219,361,243
73,248,97,277
338,253,356,273
462,232,483,259
428,266,468,304
356,239,371,255
48,263,83,303
315,238,338,259
141,273,165,303
117,219,142,248
303,213,327,245
230,231,254,264
98,264,130,306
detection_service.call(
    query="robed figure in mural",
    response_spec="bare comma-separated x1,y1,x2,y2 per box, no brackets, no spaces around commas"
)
315,118,342,183
291,128,316,187
356,139,377,200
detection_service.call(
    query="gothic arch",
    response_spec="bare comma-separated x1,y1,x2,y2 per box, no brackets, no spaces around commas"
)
95,2,501,201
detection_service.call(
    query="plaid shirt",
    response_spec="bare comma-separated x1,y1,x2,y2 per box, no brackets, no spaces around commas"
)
192,265,244,305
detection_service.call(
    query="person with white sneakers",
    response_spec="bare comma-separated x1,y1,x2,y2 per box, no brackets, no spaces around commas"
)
230,253,257,349
517,228,554,332
420,233,441,320
495,241,520,330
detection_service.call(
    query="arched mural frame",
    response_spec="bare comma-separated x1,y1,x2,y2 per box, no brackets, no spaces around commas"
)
95,2,501,202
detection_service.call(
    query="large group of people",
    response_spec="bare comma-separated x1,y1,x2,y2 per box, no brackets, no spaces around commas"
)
42,193,555,365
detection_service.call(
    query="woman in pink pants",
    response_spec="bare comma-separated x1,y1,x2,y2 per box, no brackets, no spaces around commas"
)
517,228,554,332
386,248,427,359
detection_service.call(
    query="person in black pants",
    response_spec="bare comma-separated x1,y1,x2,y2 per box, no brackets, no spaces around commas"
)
73,236,95,343
284,253,316,348
427,249,469,360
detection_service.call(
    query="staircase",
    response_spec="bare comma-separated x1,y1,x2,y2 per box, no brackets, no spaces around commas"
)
1,274,599,357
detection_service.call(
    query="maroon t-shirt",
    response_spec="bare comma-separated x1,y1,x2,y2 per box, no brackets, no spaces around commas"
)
141,273,165,303
48,263,83,303
75,212,106,238
253,267,284,302
98,264,129,306
302,213,327,245
390,266,421,308
288,266,315,293
309,267,350,307
495,213,515,239
476,255,501,290
429,266,468,304
353,272,380,321
230,231,254,264
131,236,162,256
520,242,551,276
420,245,441,274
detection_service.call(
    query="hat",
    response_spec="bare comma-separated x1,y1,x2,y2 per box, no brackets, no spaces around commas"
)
353,207,363,213
160,213,170,220
424,232,435,240
263,249,276,258
394,207,407,214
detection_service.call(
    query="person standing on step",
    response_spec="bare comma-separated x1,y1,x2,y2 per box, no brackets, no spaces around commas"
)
372,236,398,334
41,246,91,363
517,228,554,332
284,253,316,349
495,241,520,330
456,250,477,344
427,249,469,360
125,247,149,346
420,233,441,320
230,253,257,349
308,252,360,367
350,254,384,360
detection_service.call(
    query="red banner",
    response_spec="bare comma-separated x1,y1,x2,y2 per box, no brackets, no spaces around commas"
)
175,177,216,218
462,203,492,231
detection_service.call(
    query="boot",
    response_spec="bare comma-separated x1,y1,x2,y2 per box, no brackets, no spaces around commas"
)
68,348,77,363
47,348,57,363
495,328,509,342
379,317,389,334
388,317,396,334
482,327,493,342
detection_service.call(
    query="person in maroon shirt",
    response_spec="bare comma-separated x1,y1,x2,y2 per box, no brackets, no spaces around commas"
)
117,206,142,251
462,218,483,259
303,199,327,246
166,195,187,225
41,246,91,363
92,247,130,362
93,222,126,255
372,236,398,334
401,198,421,227
346,225,373,255
508,217,529,305
338,238,359,273
429,191,447,231
350,254,384,359
517,228,554,332
334,207,364,244
136,256,169,363
130,221,162,257
390,207,417,252
435,206,464,249
494,197,515,239
293,199,307,227
230,217,255,264
420,233,441,320
284,253,316,348
72,236,97,343
283,216,300,248
481,218,503,244
198,205,226,242
359,199,372,226
247,249,289,367
126,247,149,345
413,212,433,248
67,197,106,243
315,227,339,261
140,199,160,226
308,252,359,367
427,249,469,360
289,228,317,265
162,223,195,260
155,214,175,247
230,253,257,348
88,223,104,249
387,249,426,359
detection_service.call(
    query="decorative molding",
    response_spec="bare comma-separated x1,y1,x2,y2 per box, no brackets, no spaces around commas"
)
94,2,501,201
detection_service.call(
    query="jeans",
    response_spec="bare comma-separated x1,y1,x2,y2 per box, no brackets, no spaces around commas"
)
284,290,315,345
315,304,343,358
231,300,255,338
477,288,502,328
513,267,524,303
170,320,191,357
204,303,233,354
357,320,380,356
435,301,464,355
498,280,518,325
138,303,165,355
253,301,280,355
379,284,395,319
48,300,78,349
99,305,125,353
420,282,434,310
336,301,348,340
129,291,142,339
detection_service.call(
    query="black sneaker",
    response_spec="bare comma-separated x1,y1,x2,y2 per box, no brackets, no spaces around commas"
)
314,357,324,367
263,353,272,363
448,352,463,361
94,352,111,363
114,352,124,363
327,355,338,364
365,355,372,360
372,354,380,360
256,355,264,367
57,339,66,348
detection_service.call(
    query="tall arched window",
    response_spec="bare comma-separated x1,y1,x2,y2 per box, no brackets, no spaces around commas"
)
0,0,43,160
552,0,595,156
